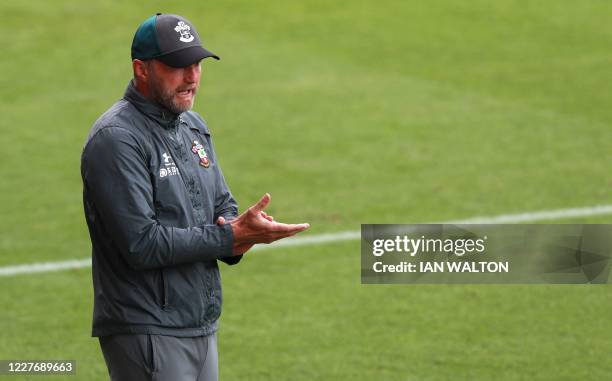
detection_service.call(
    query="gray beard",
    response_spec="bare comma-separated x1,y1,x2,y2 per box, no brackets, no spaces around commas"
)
148,77,194,115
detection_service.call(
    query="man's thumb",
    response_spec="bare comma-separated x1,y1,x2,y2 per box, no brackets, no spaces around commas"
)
252,193,271,212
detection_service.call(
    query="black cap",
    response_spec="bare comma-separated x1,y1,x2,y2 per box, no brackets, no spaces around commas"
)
131,13,219,67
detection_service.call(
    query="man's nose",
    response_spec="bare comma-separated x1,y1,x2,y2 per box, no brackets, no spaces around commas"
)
183,63,200,83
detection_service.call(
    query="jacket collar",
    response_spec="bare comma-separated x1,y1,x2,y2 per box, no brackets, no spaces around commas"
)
123,80,181,128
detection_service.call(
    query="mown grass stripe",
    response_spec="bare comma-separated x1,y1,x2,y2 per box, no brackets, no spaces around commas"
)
2,204,612,277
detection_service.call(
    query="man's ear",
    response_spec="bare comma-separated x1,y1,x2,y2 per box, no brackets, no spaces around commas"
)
132,59,149,83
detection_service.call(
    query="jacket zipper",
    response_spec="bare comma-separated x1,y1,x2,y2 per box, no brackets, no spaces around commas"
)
193,263,206,324
160,269,169,309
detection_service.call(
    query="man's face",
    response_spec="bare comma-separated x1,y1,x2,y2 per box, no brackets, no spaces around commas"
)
146,60,202,114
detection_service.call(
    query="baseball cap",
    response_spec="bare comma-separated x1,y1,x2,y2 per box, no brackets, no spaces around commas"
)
131,13,219,68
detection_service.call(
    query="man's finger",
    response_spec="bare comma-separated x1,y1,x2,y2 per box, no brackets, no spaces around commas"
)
251,193,271,213
269,225,310,240
261,211,274,221
269,222,310,233
216,216,226,225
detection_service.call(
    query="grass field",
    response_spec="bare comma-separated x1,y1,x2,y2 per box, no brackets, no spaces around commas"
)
1,0,611,380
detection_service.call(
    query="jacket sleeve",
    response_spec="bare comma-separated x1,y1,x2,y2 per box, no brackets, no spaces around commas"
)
82,126,235,270
208,136,243,266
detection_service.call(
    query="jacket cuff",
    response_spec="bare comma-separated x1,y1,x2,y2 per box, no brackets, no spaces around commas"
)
217,223,234,258
219,255,243,266
221,212,238,221
217,223,242,265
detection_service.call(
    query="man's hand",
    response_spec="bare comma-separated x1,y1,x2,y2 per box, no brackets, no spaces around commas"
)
216,193,310,256
215,216,254,255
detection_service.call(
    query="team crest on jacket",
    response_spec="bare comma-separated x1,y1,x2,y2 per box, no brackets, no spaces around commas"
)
191,141,210,168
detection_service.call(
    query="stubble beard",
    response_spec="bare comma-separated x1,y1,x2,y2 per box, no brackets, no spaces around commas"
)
148,72,198,115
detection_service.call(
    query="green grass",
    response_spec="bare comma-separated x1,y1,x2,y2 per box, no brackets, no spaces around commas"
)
0,0,611,380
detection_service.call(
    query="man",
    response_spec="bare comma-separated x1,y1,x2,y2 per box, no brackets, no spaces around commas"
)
81,13,309,381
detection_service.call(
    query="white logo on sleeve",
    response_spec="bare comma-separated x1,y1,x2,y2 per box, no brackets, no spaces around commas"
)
159,152,179,178
174,21,194,43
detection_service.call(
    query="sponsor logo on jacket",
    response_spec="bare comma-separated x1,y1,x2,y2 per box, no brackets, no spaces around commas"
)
160,153,179,178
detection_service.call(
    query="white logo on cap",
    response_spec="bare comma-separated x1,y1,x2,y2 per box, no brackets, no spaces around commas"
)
174,21,194,43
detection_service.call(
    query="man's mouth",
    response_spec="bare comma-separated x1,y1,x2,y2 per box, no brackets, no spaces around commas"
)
177,88,196,98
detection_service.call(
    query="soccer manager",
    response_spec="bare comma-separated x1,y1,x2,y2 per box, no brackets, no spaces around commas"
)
81,13,309,381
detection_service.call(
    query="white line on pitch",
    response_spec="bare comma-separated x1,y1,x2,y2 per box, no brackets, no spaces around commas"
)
1,204,612,277
0,258,92,277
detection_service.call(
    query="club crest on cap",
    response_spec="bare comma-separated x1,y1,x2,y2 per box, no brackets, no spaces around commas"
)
174,21,194,43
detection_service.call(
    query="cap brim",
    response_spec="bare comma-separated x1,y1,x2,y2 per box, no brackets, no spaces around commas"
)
157,45,220,68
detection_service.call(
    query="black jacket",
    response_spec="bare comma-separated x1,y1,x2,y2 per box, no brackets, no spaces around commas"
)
81,81,240,337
